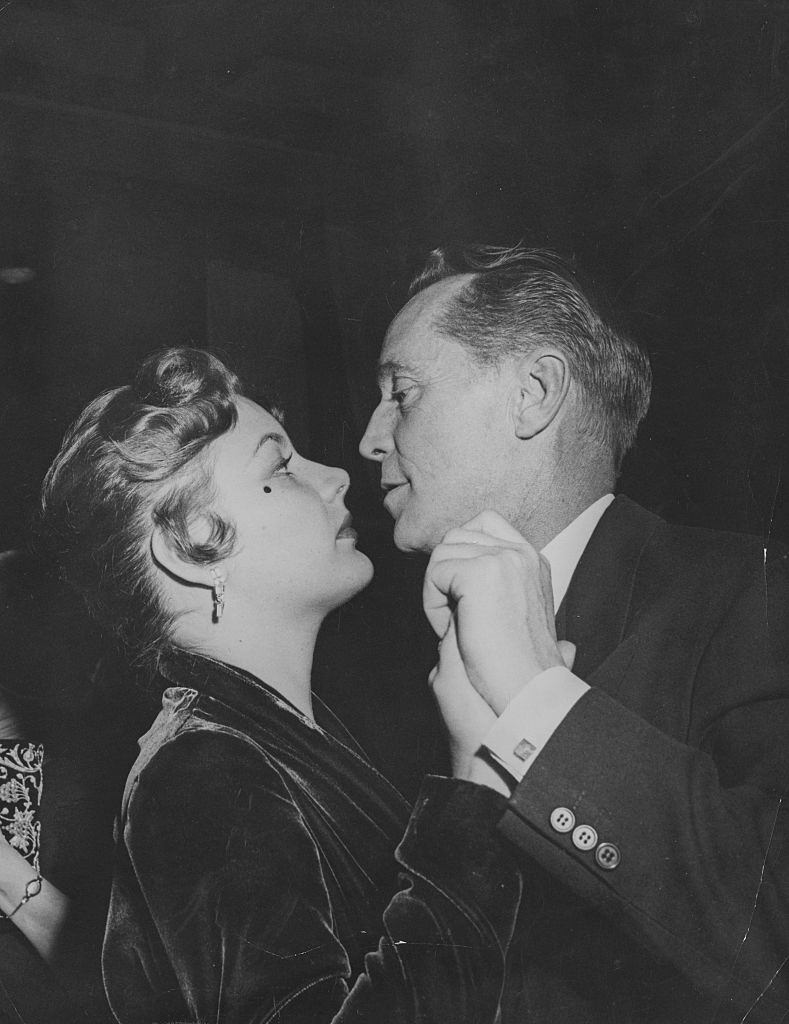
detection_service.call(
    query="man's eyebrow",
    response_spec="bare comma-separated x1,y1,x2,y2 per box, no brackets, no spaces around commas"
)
376,360,415,384
252,431,288,458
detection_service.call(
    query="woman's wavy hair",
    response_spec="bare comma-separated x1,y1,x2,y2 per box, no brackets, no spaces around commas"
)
40,347,246,666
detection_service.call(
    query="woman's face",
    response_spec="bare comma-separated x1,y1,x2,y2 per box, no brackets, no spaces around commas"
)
204,398,373,616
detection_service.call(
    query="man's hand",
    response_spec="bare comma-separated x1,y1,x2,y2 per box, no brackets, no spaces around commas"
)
423,510,567,715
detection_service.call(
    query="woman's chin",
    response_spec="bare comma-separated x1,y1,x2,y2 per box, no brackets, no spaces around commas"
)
350,551,375,592
329,552,374,608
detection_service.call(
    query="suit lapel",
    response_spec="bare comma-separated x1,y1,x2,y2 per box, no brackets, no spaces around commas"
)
556,496,662,681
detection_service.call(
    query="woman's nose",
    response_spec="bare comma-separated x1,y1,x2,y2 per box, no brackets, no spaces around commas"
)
359,404,392,462
309,461,350,501
331,466,351,499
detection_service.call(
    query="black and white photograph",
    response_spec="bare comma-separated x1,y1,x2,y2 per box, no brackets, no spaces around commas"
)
1,3,788,1022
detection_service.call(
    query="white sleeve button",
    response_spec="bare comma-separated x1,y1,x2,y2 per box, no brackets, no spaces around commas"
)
571,824,598,851
549,806,576,833
595,842,621,870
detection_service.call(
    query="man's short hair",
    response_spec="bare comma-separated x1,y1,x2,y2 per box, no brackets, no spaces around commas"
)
409,244,652,467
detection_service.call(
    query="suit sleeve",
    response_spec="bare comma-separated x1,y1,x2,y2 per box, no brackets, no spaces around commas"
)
498,547,789,1023
111,729,521,1024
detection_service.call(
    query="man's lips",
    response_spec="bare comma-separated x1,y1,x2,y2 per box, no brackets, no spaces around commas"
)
382,481,408,514
381,478,408,493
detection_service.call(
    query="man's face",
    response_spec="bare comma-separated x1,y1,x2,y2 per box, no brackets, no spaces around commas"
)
359,278,517,554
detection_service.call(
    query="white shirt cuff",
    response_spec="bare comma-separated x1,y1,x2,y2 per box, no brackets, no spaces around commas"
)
483,666,589,782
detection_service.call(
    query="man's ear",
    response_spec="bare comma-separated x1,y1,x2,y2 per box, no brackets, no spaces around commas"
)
513,350,570,439
150,526,213,589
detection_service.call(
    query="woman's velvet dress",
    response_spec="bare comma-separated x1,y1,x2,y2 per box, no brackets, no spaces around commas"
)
102,651,521,1024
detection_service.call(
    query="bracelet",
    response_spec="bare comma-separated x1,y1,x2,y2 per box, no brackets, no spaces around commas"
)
0,875,42,919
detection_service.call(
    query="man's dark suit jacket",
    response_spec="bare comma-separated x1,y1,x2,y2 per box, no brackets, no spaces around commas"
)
498,495,789,1024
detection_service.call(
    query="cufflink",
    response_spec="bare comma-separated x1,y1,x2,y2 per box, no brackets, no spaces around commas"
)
513,738,537,762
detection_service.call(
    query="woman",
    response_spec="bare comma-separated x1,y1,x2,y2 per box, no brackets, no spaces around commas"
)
0,731,68,963
0,827,81,1024
41,348,521,1024
0,553,118,1023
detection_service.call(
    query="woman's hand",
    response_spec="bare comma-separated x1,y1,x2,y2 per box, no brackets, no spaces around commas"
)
429,619,511,796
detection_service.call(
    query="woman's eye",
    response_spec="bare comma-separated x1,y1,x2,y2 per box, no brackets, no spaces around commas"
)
273,454,293,475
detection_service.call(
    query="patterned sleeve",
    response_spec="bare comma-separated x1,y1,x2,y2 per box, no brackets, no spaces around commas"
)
0,742,44,871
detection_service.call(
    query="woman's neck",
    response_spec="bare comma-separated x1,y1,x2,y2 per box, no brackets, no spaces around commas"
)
175,604,322,719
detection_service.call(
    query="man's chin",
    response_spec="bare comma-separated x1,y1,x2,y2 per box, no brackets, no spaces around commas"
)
392,514,435,556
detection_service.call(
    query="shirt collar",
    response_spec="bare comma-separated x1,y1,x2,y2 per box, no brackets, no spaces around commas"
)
541,494,614,611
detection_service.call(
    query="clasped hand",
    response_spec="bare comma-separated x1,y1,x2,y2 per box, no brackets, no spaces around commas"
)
423,511,574,785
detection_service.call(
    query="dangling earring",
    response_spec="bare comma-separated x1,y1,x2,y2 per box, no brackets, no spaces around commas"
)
210,568,226,623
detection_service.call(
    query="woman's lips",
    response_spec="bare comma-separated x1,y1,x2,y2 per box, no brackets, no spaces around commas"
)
336,514,357,540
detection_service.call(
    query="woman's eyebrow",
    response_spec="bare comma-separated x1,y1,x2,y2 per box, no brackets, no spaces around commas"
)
252,431,288,459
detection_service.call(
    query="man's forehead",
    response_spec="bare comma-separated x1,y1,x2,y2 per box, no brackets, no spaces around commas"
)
376,327,450,383
376,276,470,375
375,335,487,391
393,274,469,331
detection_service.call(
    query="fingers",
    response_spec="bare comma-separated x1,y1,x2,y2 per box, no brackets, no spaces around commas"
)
423,533,555,638
440,527,523,550
432,539,515,561
437,528,555,608
457,509,529,544
422,564,454,638
557,640,577,671
422,546,511,637
425,542,550,603
423,542,503,637
428,619,464,694
428,618,500,775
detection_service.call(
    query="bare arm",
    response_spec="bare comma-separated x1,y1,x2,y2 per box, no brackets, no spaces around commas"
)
0,832,71,961
0,696,72,963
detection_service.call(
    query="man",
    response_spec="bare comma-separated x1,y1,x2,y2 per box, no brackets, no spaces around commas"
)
359,245,789,1023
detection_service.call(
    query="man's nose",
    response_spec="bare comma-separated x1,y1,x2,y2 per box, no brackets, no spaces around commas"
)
359,404,392,463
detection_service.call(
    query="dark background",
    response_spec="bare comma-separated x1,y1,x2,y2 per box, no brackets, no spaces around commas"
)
1,0,788,797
